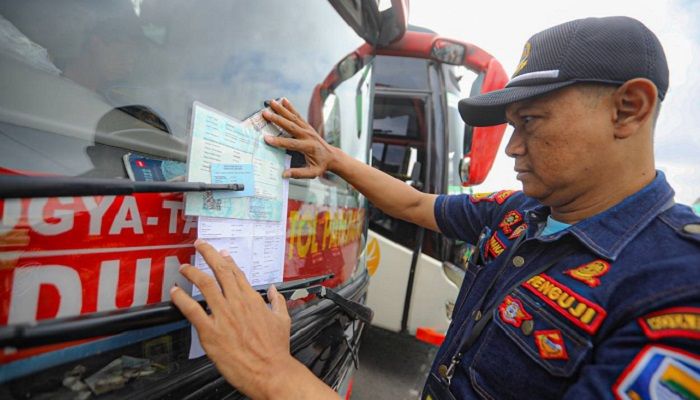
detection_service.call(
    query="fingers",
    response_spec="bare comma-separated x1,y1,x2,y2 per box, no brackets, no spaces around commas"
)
264,135,311,153
280,98,304,120
262,108,302,137
267,285,289,317
179,263,229,313
283,167,322,179
194,239,239,296
269,99,306,129
170,285,213,330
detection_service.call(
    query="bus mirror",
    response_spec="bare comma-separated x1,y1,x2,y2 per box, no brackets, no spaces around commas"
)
409,160,423,190
337,54,361,81
376,0,409,47
329,0,407,47
431,40,466,65
459,156,471,185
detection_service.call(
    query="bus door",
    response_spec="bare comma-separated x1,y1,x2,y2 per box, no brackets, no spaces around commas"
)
364,29,508,343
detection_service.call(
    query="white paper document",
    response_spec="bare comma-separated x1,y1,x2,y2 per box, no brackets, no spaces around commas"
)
185,102,287,220
192,155,290,291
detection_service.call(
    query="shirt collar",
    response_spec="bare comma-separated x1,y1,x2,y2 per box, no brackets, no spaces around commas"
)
524,171,675,261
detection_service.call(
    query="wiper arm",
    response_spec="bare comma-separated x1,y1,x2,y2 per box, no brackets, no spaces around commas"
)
0,273,333,349
301,285,374,325
0,175,244,199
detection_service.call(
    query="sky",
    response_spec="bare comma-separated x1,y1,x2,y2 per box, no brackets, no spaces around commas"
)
409,0,700,205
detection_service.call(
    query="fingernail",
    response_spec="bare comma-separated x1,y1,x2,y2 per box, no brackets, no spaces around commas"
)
264,135,273,143
270,285,278,293
179,263,189,271
220,249,230,257
282,171,291,178
170,286,178,294
194,239,205,246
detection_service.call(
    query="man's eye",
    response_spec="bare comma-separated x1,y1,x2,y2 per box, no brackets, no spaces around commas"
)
522,116,535,124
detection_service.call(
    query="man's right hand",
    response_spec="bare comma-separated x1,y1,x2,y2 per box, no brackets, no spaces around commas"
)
262,99,337,179
263,97,439,233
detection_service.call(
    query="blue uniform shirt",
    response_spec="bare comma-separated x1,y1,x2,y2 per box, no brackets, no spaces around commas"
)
426,171,700,399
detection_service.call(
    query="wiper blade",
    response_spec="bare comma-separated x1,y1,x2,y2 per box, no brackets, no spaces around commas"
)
0,175,244,199
302,285,374,324
0,273,333,349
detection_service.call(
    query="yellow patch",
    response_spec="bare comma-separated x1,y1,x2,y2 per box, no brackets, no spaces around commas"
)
638,307,700,340
514,42,531,75
564,260,610,287
469,192,494,203
523,273,607,334
487,233,506,258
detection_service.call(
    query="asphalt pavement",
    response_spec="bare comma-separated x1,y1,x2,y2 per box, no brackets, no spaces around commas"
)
351,326,438,400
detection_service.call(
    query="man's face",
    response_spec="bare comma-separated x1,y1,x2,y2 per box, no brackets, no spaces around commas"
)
504,85,615,206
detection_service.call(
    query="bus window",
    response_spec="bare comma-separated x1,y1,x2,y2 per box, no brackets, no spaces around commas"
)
444,64,478,194
373,55,430,90
0,0,376,398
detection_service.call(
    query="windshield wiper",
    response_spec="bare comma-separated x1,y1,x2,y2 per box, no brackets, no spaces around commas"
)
0,175,244,199
0,274,333,349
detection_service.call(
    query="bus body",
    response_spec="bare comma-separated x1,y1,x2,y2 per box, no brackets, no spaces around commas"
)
364,27,509,343
0,1,409,398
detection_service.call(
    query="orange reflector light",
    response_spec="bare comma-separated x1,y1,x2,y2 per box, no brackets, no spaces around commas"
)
416,327,445,346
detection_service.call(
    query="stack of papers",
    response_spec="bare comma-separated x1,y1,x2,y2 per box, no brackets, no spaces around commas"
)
184,102,291,290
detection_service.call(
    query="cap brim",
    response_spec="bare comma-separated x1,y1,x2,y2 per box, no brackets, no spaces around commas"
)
459,81,576,126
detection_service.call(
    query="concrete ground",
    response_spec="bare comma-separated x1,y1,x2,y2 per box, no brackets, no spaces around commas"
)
351,326,438,400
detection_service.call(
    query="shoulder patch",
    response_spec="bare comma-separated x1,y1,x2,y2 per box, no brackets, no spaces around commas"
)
522,273,607,334
563,259,610,288
613,345,700,400
638,307,700,340
469,192,495,203
493,190,517,204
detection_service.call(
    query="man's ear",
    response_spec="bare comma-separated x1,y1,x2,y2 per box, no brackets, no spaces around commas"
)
612,78,658,139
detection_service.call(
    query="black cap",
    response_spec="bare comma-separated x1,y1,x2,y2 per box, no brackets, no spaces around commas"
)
459,16,669,126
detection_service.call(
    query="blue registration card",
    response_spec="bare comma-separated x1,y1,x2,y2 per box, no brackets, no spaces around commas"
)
210,163,255,199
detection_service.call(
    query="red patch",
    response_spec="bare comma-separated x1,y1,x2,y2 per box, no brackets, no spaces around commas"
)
638,307,700,340
508,223,527,239
493,190,517,204
499,210,523,235
498,295,533,328
534,330,568,360
486,232,506,259
564,260,610,288
522,273,607,335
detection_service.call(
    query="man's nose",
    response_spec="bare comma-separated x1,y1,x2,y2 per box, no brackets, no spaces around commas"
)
505,128,525,158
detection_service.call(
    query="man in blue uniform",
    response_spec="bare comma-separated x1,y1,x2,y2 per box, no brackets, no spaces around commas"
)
171,16,700,399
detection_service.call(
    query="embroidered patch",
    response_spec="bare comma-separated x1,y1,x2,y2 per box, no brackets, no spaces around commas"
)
508,223,528,239
469,192,495,203
486,232,506,259
522,273,607,335
534,330,568,360
499,210,523,235
493,190,517,204
613,345,700,400
638,307,700,340
564,259,610,287
498,295,533,328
